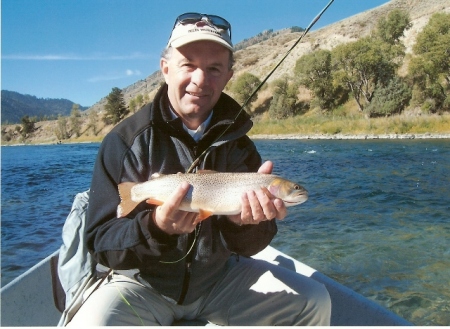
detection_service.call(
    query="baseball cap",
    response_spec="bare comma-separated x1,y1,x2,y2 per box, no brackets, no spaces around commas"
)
167,13,233,51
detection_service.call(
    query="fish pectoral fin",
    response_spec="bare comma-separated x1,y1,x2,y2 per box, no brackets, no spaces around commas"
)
146,198,164,206
194,209,213,224
261,186,275,199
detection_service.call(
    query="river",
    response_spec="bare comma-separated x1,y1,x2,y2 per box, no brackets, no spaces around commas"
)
1,139,449,325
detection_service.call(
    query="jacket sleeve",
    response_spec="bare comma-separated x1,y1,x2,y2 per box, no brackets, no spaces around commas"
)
215,135,278,257
85,132,179,270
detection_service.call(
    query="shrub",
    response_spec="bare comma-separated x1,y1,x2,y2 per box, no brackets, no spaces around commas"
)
364,77,412,117
229,72,261,112
20,116,36,138
269,76,298,119
241,56,259,67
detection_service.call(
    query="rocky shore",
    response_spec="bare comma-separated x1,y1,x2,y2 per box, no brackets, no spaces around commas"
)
250,133,450,140
3,130,450,146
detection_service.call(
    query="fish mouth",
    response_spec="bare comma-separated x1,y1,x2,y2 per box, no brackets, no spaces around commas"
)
282,194,308,205
283,200,307,205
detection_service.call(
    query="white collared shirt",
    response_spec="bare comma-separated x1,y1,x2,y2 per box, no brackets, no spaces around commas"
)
169,107,213,142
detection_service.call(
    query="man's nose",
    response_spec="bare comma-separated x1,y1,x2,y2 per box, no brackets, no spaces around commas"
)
191,68,207,87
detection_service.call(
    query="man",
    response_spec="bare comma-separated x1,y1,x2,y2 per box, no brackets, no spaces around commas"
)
69,13,331,326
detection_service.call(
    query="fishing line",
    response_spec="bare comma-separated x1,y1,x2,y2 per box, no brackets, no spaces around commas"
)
167,0,335,265
114,282,145,326
159,223,201,264
186,0,335,173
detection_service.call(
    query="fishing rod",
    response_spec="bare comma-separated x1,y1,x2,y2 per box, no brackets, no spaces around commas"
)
187,0,335,173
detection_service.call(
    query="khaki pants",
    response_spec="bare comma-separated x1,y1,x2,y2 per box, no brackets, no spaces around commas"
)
68,256,331,326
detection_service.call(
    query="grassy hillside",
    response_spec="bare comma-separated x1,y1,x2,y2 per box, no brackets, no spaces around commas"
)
2,0,449,145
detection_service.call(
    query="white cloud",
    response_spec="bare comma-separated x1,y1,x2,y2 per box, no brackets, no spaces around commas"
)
88,69,142,83
126,69,142,76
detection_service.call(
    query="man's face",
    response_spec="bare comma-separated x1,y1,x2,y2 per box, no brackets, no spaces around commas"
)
160,41,233,129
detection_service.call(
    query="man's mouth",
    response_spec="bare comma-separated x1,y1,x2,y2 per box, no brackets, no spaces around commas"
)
187,91,206,97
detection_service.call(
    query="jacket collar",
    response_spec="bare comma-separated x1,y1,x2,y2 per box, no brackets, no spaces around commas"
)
152,83,253,144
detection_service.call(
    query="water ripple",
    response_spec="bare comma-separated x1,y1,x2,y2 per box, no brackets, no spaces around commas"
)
2,140,450,325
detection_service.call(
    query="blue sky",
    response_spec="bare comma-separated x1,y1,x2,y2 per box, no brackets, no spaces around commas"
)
2,0,389,107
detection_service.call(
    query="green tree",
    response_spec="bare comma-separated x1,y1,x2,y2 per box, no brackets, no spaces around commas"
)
269,75,299,119
136,94,144,108
332,37,397,111
55,115,69,140
229,72,262,113
87,110,99,136
129,98,137,113
377,9,412,44
409,12,450,112
291,26,305,33
20,115,35,138
69,104,82,137
295,49,346,110
103,87,129,125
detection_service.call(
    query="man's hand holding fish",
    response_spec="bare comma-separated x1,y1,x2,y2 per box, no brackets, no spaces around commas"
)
227,161,287,226
152,181,199,235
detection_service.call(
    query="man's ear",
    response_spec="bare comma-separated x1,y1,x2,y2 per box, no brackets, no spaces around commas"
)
227,69,234,82
160,58,169,83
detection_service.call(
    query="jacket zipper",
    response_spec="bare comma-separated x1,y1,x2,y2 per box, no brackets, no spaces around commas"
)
177,223,201,305
177,261,192,305
178,141,201,304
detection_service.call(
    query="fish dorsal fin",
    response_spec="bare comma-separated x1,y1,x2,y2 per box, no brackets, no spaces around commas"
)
197,170,218,174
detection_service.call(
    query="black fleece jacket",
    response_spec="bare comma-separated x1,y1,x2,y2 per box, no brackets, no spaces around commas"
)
86,84,277,304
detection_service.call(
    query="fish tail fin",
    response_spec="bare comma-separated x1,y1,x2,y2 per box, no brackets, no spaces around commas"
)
117,182,139,218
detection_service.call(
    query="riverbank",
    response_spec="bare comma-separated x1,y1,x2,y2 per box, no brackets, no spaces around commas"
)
250,132,450,140
2,132,450,147
2,110,450,146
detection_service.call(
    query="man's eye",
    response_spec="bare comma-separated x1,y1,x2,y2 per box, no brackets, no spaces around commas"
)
181,62,194,69
210,67,222,75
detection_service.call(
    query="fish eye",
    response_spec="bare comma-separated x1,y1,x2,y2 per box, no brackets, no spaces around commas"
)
294,185,301,190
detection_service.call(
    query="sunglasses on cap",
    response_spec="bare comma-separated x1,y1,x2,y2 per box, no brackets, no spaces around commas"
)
172,12,232,39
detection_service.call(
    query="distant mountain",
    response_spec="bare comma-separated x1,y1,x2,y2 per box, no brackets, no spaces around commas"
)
1,90,88,124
